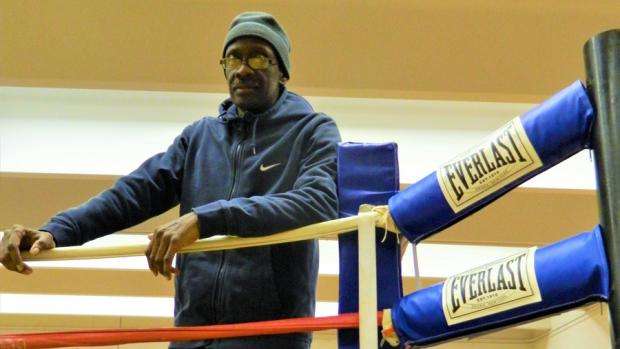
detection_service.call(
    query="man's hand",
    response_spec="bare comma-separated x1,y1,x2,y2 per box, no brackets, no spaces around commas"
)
0,224,56,275
145,212,200,280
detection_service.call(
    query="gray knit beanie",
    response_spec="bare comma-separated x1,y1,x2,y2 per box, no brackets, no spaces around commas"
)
223,12,291,78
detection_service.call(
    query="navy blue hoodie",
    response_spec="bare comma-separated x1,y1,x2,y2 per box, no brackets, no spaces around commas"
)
42,89,341,349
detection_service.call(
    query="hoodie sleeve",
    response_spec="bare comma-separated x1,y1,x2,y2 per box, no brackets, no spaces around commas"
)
193,116,340,238
41,129,189,247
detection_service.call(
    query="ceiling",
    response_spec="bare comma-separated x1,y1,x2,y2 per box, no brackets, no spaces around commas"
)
2,1,619,102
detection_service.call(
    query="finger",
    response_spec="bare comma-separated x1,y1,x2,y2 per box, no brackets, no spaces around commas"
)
144,231,159,275
5,229,28,273
144,240,154,275
0,224,26,273
29,232,55,256
162,237,179,280
147,231,161,276
8,244,31,275
0,246,17,272
1,230,18,272
30,245,40,256
150,229,169,277
154,233,172,279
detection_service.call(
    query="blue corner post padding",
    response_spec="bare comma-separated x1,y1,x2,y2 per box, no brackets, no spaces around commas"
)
390,226,610,347
337,142,402,349
389,81,595,243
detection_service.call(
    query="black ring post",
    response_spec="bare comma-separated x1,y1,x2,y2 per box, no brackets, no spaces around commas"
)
584,29,620,348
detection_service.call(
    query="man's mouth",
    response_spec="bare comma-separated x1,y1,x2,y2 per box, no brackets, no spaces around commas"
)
234,84,258,92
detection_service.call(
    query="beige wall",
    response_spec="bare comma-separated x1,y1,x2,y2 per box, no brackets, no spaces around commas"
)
533,304,611,349
2,1,619,103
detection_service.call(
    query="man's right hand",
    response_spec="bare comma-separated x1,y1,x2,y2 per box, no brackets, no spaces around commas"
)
0,224,56,275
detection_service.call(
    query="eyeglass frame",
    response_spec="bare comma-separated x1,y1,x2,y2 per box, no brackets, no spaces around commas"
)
219,55,279,72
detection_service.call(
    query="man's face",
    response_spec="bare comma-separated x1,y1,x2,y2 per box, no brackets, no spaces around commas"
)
223,37,284,114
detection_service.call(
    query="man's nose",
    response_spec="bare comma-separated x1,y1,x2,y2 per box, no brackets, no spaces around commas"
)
235,61,254,78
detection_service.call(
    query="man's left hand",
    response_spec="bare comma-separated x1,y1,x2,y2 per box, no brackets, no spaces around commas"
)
145,212,200,280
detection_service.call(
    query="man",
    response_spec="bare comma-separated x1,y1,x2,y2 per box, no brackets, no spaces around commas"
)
0,12,340,349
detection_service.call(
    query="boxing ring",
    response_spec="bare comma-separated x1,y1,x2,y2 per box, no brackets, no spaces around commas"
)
2,29,620,349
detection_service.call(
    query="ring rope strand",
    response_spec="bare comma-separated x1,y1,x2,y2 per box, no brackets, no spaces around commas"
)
9,208,398,348
21,208,399,261
0,312,385,349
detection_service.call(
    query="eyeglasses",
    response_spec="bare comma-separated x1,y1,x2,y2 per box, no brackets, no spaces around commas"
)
219,55,278,71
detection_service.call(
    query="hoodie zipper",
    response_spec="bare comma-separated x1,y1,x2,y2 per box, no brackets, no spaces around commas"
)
212,128,246,323
228,140,245,199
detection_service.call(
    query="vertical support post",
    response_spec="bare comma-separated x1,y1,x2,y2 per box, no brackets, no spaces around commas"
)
584,28,620,348
337,142,401,349
358,211,378,349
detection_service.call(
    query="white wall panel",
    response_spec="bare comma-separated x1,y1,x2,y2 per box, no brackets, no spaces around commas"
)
0,87,597,188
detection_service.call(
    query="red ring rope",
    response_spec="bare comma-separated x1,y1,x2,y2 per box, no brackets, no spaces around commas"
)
0,312,383,349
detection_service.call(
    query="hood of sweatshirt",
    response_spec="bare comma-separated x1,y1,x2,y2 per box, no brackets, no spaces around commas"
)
215,88,316,155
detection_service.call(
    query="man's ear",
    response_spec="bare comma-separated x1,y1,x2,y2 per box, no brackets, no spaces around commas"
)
279,72,288,85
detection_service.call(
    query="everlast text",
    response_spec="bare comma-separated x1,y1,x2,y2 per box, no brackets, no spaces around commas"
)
437,117,542,213
441,247,541,326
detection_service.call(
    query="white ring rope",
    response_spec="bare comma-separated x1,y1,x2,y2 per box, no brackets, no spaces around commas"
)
21,208,398,261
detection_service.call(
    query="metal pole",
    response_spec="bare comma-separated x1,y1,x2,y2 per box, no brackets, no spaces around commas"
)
584,28,620,348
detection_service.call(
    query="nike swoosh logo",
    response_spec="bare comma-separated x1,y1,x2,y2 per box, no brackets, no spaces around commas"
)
260,163,281,172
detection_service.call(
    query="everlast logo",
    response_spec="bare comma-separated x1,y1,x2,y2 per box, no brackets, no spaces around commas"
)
441,247,541,326
437,117,542,213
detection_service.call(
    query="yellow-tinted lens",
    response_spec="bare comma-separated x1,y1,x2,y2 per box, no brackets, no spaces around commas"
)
247,56,270,70
222,56,273,71
222,57,242,70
